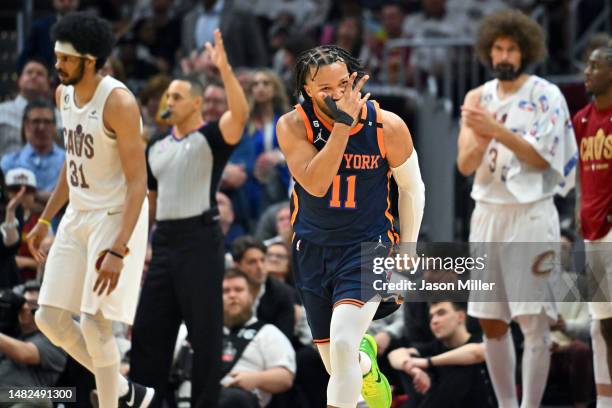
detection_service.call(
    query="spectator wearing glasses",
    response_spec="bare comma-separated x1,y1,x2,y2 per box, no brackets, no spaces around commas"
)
1,99,65,208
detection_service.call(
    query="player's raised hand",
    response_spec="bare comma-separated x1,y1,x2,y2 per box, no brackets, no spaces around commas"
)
93,249,124,296
204,29,230,72
322,72,370,127
27,222,49,263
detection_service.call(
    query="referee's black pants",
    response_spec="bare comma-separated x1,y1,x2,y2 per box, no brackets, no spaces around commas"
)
130,214,224,408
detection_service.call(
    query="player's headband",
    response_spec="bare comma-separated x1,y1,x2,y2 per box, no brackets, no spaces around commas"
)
54,41,96,60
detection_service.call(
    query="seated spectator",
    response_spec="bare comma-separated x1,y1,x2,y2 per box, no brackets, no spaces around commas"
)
217,191,246,251
263,203,291,247
0,59,55,158
263,241,291,285
254,201,289,243
231,236,295,339
388,302,496,408
0,281,67,402
2,169,42,282
1,98,65,207
219,269,295,407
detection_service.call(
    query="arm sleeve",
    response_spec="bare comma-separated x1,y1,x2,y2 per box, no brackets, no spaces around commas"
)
391,151,425,243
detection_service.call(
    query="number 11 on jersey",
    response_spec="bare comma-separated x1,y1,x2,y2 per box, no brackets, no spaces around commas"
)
329,175,357,209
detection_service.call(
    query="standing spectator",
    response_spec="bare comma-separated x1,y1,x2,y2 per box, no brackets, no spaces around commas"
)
457,10,578,408
1,99,65,207
231,236,295,339
0,281,67,398
245,69,291,218
180,0,268,69
138,74,172,141
388,302,496,408
0,59,54,158
572,43,612,407
130,30,249,407
17,0,80,72
219,269,295,407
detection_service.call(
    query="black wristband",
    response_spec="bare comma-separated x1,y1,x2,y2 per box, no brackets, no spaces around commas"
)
427,357,433,368
323,96,354,126
108,250,125,260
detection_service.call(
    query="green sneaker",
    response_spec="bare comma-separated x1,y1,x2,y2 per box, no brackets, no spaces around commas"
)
360,334,392,408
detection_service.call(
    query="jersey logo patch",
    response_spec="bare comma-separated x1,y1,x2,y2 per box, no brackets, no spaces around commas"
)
313,128,326,144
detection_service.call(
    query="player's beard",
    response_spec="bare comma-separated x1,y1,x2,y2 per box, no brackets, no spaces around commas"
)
58,59,85,86
492,62,522,81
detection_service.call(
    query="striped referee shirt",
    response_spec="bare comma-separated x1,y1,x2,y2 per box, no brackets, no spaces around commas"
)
147,122,235,221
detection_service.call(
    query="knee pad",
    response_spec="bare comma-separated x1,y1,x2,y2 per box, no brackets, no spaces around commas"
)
80,313,119,368
35,306,80,348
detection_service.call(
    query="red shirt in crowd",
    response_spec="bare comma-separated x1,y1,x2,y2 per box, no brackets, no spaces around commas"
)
572,101,612,240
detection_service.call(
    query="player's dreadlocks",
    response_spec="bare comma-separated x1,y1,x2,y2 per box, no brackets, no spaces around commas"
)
294,45,365,99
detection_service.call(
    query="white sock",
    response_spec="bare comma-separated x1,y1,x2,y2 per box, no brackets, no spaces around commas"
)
484,331,519,408
359,351,372,375
597,395,612,408
517,314,551,408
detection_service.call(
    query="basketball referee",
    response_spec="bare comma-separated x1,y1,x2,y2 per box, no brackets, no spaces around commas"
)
129,30,249,407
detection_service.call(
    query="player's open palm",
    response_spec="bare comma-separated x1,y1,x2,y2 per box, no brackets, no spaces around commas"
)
94,250,124,296
27,223,49,263
324,72,370,126
204,29,229,71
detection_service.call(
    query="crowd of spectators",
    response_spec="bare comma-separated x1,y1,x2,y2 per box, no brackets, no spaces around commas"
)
0,0,608,406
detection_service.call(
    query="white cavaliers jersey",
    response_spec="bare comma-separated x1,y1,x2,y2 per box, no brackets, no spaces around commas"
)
59,76,137,210
471,75,578,204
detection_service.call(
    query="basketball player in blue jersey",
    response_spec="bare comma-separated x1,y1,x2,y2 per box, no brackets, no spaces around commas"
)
276,46,425,408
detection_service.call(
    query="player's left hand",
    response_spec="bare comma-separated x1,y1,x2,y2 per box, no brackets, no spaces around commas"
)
461,105,500,138
93,250,124,296
205,29,230,72
228,371,260,391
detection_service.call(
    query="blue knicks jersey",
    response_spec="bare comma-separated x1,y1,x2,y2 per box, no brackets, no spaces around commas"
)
290,98,399,246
